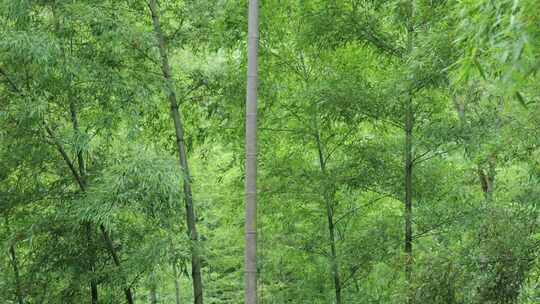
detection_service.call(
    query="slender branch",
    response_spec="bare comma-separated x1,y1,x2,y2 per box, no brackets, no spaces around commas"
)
334,195,389,225
0,67,23,95
44,124,85,190
324,127,357,164
413,145,460,165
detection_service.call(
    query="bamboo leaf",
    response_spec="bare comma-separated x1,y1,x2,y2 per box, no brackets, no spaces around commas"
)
515,91,528,108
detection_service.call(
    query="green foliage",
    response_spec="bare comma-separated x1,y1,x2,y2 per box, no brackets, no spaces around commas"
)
1,0,539,303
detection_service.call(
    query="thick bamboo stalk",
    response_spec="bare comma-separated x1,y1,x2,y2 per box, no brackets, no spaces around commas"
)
147,1,204,303
245,1,259,304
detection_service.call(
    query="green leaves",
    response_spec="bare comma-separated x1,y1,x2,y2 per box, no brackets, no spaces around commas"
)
83,143,183,224
1,0,539,303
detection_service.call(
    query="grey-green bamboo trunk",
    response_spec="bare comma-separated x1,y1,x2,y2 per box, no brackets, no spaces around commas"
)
147,1,204,304
245,1,259,304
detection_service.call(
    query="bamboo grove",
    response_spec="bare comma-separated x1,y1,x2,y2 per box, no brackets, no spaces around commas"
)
1,0,540,304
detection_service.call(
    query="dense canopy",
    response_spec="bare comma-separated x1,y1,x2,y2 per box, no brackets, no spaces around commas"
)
1,0,540,304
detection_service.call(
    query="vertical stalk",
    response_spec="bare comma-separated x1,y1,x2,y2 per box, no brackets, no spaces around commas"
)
89,227,98,304
9,244,24,304
404,1,415,303
69,101,86,184
99,224,134,304
52,99,135,304
404,97,413,301
60,10,98,301
147,1,204,303
69,100,98,304
245,1,259,304
315,130,342,304
453,95,495,201
173,262,182,304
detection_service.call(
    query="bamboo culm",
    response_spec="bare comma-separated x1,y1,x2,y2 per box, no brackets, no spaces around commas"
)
245,1,259,304
147,1,204,303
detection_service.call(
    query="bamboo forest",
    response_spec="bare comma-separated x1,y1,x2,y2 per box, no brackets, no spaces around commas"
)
2,0,540,303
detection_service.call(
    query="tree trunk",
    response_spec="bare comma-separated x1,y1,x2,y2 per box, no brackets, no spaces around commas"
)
404,99,413,304
89,236,98,304
147,2,204,304
5,28,129,302
315,131,342,304
69,101,99,304
8,241,24,304
99,224,135,304
452,95,496,201
477,165,494,201
245,1,259,304
404,2,415,303
48,101,135,304
69,101,135,303
60,14,99,301
69,101,86,184
173,262,182,304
